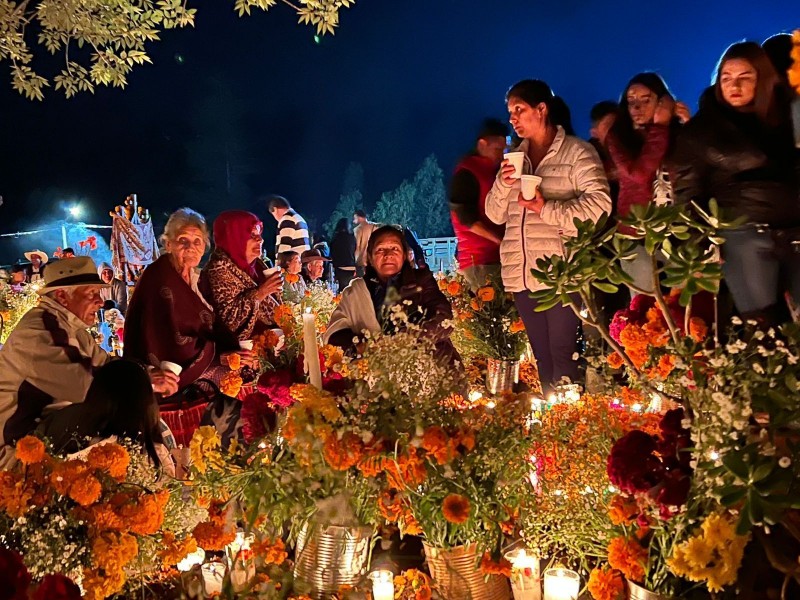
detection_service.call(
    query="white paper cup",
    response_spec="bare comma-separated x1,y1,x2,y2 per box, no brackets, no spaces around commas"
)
239,339,254,351
504,152,526,179
160,360,183,376
263,266,281,278
521,175,543,200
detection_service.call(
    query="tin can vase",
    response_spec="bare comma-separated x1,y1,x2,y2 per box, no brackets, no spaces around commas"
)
627,581,674,600
293,521,374,599
486,359,520,395
423,542,511,600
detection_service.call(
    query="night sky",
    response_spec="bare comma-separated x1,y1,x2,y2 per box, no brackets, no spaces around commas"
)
0,0,797,264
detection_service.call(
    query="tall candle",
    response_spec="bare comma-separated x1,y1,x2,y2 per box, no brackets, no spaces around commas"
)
302,308,323,389
370,570,394,600
543,568,579,600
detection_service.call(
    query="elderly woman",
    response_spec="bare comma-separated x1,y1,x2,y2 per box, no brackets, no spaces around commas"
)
323,225,457,361
199,210,283,351
124,208,255,446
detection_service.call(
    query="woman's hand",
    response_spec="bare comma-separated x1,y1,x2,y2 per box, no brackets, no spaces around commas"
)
653,96,676,126
674,101,691,124
500,159,519,186
221,350,260,370
258,271,283,300
149,369,180,396
517,189,545,214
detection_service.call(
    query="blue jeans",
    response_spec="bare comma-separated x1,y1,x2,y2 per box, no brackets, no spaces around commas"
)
722,226,800,313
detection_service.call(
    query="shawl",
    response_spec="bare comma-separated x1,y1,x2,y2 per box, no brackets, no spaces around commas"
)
123,254,215,391
213,210,264,281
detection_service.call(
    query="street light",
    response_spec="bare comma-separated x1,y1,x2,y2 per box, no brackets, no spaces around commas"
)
68,204,82,218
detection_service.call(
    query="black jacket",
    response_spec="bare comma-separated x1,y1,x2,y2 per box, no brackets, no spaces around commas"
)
670,89,800,227
330,230,356,269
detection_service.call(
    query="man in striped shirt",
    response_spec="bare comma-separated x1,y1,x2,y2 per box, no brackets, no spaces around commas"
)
268,196,311,256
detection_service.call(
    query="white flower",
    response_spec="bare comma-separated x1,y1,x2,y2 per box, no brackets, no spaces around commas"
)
779,456,791,468
752,363,765,375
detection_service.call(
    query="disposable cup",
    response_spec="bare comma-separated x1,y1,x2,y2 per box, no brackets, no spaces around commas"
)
239,340,254,351
263,266,281,278
521,175,543,200
504,152,526,179
160,360,183,376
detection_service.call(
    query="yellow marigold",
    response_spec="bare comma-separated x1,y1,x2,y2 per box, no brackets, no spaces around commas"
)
446,280,462,296
442,493,470,524
476,286,495,302
587,566,626,600
193,520,236,551
69,473,102,507
15,435,46,465
220,370,243,397
86,443,130,480
509,318,525,333
321,344,344,370
190,426,221,474
82,567,126,600
607,536,647,583
158,532,198,567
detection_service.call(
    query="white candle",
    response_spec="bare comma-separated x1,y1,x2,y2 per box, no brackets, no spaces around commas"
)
176,547,205,572
302,308,323,389
543,568,579,600
505,549,541,600
201,562,225,596
370,570,394,600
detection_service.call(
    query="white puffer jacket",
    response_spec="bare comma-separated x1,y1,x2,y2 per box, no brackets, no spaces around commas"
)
486,127,611,293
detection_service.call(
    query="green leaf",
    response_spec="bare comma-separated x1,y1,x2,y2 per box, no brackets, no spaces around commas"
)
722,452,749,480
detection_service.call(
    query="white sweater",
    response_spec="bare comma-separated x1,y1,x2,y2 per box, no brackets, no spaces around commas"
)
485,127,611,293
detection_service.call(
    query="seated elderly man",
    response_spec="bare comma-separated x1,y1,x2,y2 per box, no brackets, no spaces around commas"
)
0,257,178,466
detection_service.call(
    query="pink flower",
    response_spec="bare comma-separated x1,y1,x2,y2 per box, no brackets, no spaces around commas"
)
257,369,295,408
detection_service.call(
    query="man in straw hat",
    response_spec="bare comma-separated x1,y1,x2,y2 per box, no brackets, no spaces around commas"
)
23,249,48,283
0,257,179,467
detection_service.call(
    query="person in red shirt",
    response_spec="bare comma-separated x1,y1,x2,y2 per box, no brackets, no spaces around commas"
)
449,119,508,290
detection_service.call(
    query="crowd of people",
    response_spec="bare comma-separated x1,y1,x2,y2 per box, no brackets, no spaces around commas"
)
0,34,797,466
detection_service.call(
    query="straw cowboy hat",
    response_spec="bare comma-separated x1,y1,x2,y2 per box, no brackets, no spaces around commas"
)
37,256,109,295
24,250,49,264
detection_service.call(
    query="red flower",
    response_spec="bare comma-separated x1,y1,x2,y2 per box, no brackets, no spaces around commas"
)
240,392,277,444
0,548,31,600
607,430,663,494
33,574,82,600
257,369,295,408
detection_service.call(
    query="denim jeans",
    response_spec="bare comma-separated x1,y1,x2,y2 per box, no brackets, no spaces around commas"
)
721,226,800,314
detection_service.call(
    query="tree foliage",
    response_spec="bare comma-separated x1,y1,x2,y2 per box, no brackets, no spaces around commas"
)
322,161,364,237
0,0,355,100
373,154,452,239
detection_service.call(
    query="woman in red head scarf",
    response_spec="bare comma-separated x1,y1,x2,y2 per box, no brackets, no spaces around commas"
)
199,210,283,350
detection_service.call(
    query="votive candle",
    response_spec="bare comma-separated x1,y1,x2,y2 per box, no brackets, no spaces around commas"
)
543,568,579,600
370,569,394,600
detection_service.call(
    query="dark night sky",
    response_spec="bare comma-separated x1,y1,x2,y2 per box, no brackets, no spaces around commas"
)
0,0,797,263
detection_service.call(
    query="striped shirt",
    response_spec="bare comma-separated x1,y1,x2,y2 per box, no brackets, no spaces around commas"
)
276,209,311,255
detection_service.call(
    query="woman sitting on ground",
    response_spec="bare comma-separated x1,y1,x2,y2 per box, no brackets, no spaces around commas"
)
323,225,458,361
199,210,283,351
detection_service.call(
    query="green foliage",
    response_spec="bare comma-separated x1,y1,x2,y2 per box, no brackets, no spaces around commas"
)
1,0,355,99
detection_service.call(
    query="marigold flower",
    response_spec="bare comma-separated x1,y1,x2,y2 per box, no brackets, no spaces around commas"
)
442,493,470,524
421,426,454,465
470,298,483,311
82,567,125,600
608,494,638,526
263,329,281,350
607,352,624,369
253,537,288,565
476,286,495,302
509,318,525,333
15,435,46,465
86,443,130,480
190,426,222,474
193,521,236,551
587,566,625,600
400,511,423,536
446,281,462,296
92,531,139,572
69,473,102,507
323,432,363,470
220,370,244,397
480,553,512,577
284,272,300,284
225,352,242,370
688,317,708,342
118,490,169,535
607,536,647,583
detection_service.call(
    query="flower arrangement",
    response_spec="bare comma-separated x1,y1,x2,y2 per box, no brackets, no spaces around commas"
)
439,273,528,361
789,30,800,94
0,282,40,343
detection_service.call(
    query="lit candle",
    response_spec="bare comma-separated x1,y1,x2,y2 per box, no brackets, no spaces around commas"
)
201,562,225,596
302,308,322,389
176,547,205,572
543,568,579,600
504,548,541,600
370,570,394,600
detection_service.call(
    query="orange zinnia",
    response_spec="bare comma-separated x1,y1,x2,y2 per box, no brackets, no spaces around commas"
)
442,493,471,524
476,286,495,302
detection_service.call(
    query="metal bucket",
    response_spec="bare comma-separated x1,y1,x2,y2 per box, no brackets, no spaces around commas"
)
293,521,374,599
423,543,511,600
485,359,520,395
627,581,673,600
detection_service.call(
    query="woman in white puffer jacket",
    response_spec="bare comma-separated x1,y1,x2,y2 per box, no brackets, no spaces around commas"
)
486,79,611,391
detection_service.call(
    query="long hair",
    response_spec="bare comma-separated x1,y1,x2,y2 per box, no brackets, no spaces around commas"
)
505,79,573,133
610,72,673,159
333,218,351,236
713,41,788,128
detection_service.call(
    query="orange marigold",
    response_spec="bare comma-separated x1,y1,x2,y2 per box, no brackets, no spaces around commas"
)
225,352,242,371
587,566,626,600
437,278,448,291
476,286,495,302
158,532,198,567
607,536,647,583
86,443,130,480
118,490,169,535
323,432,363,471
252,537,288,565
421,426,454,465
82,567,125,600
688,317,708,342
220,371,244,397
442,493,471,524
92,530,139,571
400,511,423,536
0,476,34,517
607,352,624,369
480,553,512,577
446,281,462,296
608,494,638,526
263,329,281,350
285,272,300,284
470,298,483,312
193,521,236,551
358,455,386,478
378,489,403,522
15,435,46,465
69,473,102,506
509,318,525,333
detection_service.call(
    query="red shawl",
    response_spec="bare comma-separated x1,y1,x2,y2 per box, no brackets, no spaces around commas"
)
213,210,264,282
123,254,216,393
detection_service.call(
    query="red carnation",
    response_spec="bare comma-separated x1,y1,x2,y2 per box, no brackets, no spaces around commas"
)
241,392,277,444
607,430,663,494
257,368,295,408
0,548,32,600
33,574,82,600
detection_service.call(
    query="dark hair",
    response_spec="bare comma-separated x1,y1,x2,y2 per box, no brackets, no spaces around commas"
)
11,264,24,273
762,33,793,82
714,41,788,127
477,118,509,141
267,195,291,212
610,72,673,158
590,100,618,124
62,247,75,255
102,300,117,311
366,225,410,261
334,218,351,235
277,250,300,270
505,79,573,133
354,209,367,218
